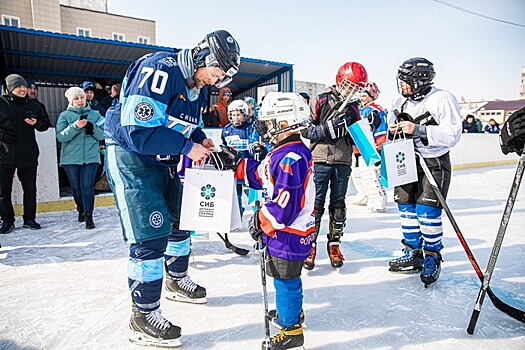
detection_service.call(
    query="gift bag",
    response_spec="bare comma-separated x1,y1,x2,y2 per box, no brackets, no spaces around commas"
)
180,167,241,232
380,138,418,188
348,119,381,166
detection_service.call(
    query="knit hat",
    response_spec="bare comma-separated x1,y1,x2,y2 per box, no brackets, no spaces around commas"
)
65,87,86,103
5,74,28,93
26,79,38,90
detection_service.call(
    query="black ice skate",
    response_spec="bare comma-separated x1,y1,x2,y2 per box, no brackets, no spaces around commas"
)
327,241,344,268
129,304,182,348
165,275,207,304
303,244,316,270
420,250,443,288
388,241,423,272
262,323,304,350
268,309,305,330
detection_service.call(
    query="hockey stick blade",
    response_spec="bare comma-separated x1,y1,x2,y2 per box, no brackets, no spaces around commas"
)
217,232,249,256
415,151,525,325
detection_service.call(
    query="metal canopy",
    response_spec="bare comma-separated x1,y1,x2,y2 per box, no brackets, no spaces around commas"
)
0,25,293,96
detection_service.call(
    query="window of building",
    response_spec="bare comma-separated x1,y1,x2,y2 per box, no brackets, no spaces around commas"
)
2,15,20,28
77,28,92,37
138,36,150,45
112,33,125,41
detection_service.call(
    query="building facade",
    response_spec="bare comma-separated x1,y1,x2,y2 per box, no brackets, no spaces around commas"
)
294,80,327,101
0,0,155,44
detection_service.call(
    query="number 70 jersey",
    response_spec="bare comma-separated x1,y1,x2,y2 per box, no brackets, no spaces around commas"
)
120,51,207,139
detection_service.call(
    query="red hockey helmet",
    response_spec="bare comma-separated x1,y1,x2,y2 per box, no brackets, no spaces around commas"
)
335,62,368,100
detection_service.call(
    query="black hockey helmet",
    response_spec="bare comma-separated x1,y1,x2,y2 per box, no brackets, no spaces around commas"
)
397,57,435,100
193,30,240,88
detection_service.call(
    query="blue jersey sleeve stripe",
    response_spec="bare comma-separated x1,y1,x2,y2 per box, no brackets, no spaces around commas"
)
121,95,167,127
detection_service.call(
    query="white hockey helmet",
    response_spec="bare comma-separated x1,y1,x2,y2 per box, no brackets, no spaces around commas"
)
227,99,249,126
255,92,310,144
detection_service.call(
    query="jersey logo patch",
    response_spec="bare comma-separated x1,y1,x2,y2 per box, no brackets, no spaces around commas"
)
279,153,301,175
149,211,164,228
134,102,154,121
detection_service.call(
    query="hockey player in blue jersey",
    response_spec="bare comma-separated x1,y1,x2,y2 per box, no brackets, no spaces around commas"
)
221,99,261,217
104,30,240,348
213,92,314,350
387,57,462,287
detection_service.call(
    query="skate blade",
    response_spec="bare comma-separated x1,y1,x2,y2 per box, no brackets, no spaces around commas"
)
165,292,208,304
129,330,182,348
388,266,422,273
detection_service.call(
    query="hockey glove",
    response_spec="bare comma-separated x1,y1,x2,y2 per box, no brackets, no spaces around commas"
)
500,107,525,155
210,145,242,171
249,209,264,241
249,142,267,162
321,115,348,141
85,122,94,135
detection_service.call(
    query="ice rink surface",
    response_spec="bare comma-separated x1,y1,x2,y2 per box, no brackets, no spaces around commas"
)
0,164,524,350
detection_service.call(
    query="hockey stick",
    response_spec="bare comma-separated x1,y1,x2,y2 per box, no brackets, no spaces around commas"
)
415,150,525,324
255,200,271,350
216,232,249,256
467,150,525,334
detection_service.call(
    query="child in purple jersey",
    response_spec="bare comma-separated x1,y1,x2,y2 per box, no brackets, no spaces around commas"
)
213,92,314,350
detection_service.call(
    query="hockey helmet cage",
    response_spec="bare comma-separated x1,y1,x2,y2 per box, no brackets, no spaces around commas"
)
363,81,380,100
228,99,249,127
397,57,435,100
335,62,368,101
254,92,310,144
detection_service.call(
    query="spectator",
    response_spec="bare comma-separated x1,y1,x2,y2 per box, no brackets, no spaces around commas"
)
484,118,500,134
81,81,106,116
299,91,310,105
244,96,259,119
0,74,51,233
221,99,261,218
56,87,105,229
202,105,220,127
213,87,232,127
463,114,479,133
100,81,122,111
93,78,109,103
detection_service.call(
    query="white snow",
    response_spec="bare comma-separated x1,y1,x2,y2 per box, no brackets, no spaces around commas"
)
0,164,524,350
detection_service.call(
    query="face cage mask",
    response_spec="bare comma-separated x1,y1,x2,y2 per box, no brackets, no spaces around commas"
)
229,111,247,127
397,76,431,101
336,79,363,102
205,53,238,88
253,119,306,145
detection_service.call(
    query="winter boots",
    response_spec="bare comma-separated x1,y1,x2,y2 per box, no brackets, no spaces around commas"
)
388,240,423,272
420,250,443,288
0,221,15,234
165,275,207,304
23,219,41,230
129,303,182,348
262,323,304,350
77,206,85,222
84,212,95,229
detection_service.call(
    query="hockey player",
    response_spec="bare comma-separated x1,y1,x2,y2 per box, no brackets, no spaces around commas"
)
104,30,240,347
213,92,314,350
352,82,388,212
388,57,462,287
301,62,368,269
221,99,260,217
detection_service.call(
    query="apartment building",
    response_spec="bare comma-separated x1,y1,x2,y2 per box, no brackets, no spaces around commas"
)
0,0,155,44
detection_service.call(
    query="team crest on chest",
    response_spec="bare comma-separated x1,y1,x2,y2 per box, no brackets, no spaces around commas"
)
134,102,154,121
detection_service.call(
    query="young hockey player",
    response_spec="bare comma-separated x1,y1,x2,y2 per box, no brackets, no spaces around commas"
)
221,99,260,217
388,57,462,287
104,30,240,347
352,81,389,212
213,92,314,350
301,61,368,269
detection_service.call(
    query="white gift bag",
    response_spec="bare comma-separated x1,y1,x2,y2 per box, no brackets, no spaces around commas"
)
380,137,418,188
180,168,241,232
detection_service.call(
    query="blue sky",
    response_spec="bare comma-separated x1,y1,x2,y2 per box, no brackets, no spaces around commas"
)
108,0,525,106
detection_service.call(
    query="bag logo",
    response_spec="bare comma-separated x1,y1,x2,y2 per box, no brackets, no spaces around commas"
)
134,102,154,121
200,184,216,200
396,152,405,163
149,211,164,228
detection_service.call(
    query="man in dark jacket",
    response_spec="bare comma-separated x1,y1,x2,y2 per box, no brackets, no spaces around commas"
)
0,74,51,233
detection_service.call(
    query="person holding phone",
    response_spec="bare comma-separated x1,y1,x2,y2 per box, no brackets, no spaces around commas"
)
56,87,105,229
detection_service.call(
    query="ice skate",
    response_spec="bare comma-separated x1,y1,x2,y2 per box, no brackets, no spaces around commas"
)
327,241,344,268
303,244,316,270
129,304,182,348
268,309,305,330
165,275,207,304
389,241,423,272
420,250,443,288
261,323,304,350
